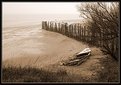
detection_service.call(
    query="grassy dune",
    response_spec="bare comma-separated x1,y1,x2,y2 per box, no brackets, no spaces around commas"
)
2,55,119,83
2,66,68,82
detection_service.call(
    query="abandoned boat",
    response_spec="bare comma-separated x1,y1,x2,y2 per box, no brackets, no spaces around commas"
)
60,48,91,66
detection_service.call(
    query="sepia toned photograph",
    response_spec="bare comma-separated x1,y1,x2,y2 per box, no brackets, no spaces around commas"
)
1,2,120,83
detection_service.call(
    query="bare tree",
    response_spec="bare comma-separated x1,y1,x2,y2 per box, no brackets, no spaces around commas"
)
77,2,119,60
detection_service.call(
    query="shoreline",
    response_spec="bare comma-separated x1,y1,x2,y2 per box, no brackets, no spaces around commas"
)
2,26,118,82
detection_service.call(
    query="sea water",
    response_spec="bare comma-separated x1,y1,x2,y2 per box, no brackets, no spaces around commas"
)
2,14,82,28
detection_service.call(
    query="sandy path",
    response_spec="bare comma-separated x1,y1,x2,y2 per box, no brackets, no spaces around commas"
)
2,25,105,81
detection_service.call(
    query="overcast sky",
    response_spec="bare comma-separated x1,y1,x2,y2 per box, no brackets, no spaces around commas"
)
2,2,80,15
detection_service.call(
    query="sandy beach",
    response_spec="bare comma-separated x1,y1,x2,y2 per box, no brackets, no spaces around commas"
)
2,25,106,80
2,25,88,65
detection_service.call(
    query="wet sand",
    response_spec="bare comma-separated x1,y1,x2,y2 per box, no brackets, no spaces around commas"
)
2,25,105,79
2,25,88,66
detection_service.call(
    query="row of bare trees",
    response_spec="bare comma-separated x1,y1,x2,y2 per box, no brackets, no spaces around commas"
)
77,2,119,61
42,21,94,43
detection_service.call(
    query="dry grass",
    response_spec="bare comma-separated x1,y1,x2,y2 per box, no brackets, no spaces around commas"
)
97,55,119,82
1,66,97,82
2,54,119,83
2,66,68,82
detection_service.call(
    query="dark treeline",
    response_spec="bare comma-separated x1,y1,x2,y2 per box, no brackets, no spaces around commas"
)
77,2,119,61
42,2,119,61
